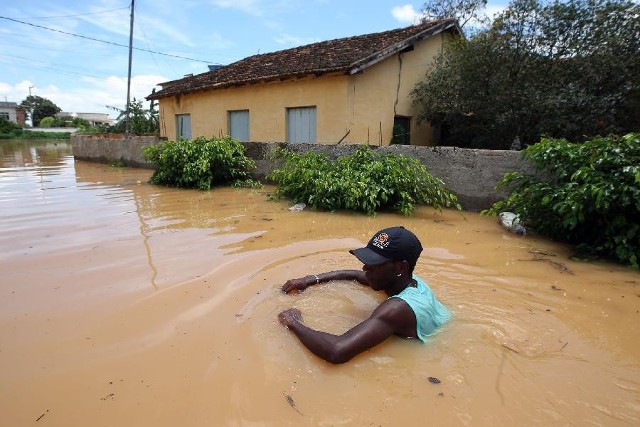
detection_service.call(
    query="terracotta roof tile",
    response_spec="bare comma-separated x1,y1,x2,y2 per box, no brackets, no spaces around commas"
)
148,18,459,100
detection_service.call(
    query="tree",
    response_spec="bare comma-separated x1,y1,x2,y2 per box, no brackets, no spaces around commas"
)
412,0,640,149
421,0,489,31
20,95,62,127
109,98,158,135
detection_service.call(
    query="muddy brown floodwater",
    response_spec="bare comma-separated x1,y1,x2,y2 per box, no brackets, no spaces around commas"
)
1,140,639,426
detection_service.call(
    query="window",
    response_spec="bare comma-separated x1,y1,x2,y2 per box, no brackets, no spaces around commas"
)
286,107,316,143
228,110,249,142
391,117,411,145
0,112,9,120
176,114,191,140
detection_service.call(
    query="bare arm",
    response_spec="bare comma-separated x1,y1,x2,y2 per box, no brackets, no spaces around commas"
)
281,269,368,293
278,298,416,364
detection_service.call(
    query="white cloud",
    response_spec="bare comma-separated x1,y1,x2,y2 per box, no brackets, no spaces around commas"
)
0,81,36,104
77,74,168,114
391,4,423,24
0,74,167,118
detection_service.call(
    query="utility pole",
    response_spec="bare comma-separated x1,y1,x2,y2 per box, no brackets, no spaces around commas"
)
124,0,135,137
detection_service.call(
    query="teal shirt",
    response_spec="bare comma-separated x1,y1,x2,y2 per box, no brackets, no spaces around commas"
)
390,275,451,341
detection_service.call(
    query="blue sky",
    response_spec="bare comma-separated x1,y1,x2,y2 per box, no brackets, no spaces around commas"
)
0,0,508,120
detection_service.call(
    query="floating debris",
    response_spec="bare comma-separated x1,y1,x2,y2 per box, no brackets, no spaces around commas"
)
284,393,303,415
289,203,306,212
521,256,575,274
428,376,441,384
529,248,556,257
502,343,520,353
498,212,526,235
36,410,49,422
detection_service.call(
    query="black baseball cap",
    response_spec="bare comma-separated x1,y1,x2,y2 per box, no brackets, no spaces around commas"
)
350,226,423,267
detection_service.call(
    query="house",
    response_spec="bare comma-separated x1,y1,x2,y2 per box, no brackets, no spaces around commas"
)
147,18,461,145
0,102,26,127
56,112,114,127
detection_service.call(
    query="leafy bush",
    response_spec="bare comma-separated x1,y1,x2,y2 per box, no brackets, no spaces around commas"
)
49,115,92,129
143,136,261,190
0,117,22,138
485,133,640,268
268,146,461,215
20,131,71,139
0,117,73,139
39,117,55,128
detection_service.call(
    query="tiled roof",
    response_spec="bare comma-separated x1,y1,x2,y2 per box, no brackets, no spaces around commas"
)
148,18,459,100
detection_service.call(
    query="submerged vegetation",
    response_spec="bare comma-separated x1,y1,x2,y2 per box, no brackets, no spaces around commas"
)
143,139,459,216
485,133,640,268
0,118,71,139
268,146,461,215
143,136,261,190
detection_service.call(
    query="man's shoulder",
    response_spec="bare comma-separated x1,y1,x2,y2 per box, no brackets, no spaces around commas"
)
374,294,419,338
374,297,415,321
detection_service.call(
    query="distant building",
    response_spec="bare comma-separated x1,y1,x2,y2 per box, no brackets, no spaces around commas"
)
56,112,114,127
0,102,26,127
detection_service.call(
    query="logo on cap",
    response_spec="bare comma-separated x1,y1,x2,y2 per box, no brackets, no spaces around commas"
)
372,232,390,249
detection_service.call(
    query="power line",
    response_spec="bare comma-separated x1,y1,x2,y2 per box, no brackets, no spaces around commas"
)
0,15,216,64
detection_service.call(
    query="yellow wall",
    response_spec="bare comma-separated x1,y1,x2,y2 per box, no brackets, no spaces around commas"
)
157,31,448,146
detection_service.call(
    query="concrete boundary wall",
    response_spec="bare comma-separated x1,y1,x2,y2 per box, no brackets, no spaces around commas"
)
71,134,536,212
71,134,159,168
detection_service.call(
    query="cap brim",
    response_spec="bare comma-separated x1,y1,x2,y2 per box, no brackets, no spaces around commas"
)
349,247,391,266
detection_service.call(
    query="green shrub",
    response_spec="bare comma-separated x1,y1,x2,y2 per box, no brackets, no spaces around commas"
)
39,117,55,128
143,136,261,190
268,146,460,215
0,118,72,139
0,117,21,136
21,130,70,139
485,133,640,268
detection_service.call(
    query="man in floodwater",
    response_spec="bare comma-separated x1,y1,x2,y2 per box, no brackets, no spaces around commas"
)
278,226,450,364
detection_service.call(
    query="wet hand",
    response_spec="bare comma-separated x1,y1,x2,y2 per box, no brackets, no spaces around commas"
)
281,276,315,293
278,308,303,327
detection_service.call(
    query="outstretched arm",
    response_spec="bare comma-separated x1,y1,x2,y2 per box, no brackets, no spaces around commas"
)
278,298,416,364
281,269,368,293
